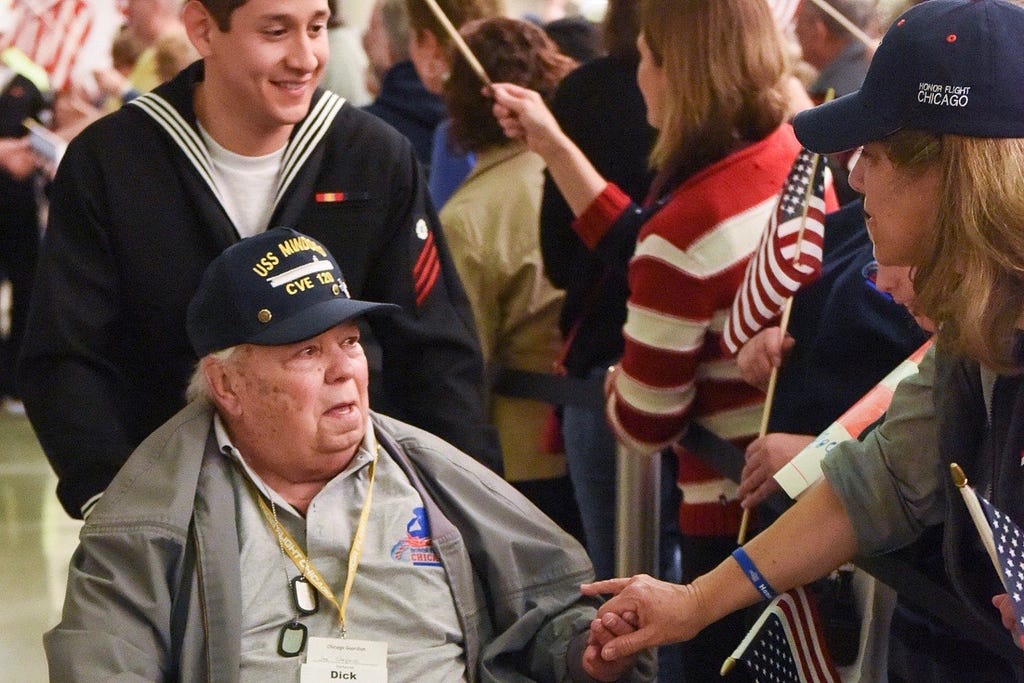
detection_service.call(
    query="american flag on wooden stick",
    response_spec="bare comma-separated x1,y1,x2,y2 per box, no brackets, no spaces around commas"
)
727,586,841,683
954,468,1024,650
721,148,829,355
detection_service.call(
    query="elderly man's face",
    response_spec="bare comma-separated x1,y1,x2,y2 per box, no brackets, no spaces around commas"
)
221,322,370,479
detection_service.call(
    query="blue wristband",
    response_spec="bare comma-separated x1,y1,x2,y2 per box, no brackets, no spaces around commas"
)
732,547,777,600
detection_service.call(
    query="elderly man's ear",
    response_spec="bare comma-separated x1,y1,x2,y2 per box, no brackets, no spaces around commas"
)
202,357,245,417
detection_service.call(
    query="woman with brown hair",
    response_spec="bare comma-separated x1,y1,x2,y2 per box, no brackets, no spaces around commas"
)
404,0,502,94
439,16,585,541
492,0,835,677
537,0,657,591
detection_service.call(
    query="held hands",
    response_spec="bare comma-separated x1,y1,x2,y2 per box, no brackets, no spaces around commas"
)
736,326,795,391
738,433,814,509
580,575,704,663
489,82,567,159
582,609,641,681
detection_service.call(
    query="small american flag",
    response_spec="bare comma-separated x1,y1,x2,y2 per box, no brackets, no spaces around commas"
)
977,494,1024,648
730,586,841,683
721,148,829,355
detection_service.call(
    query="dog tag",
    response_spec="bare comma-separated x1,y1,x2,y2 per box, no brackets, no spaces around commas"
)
279,621,308,657
291,575,319,615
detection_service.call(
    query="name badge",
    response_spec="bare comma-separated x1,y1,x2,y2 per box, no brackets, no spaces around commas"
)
307,637,387,667
300,662,387,682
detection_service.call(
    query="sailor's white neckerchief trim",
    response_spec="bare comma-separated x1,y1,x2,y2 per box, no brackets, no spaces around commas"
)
129,92,224,205
275,91,345,207
129,90,346,218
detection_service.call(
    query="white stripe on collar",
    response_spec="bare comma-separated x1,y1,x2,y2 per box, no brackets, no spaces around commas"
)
275,91,345,207
130,90,346,221
129,92,225,206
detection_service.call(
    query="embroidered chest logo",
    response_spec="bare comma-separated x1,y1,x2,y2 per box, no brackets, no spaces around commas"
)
390,507,442,566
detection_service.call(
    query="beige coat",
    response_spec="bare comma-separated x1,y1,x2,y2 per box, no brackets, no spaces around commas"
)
441,142,567,482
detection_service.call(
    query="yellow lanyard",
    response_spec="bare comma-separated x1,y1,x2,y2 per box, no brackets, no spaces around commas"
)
242,442,379,637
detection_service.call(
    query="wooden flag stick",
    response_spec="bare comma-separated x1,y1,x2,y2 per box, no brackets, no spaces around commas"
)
737,151,825,546
736,297,795,544
421,0,492,86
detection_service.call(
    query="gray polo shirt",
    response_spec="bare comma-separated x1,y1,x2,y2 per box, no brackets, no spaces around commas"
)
216,417,469,682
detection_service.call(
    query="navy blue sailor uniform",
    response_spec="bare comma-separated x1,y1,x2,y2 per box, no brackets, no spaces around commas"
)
19,60,500,519
0,71,45,400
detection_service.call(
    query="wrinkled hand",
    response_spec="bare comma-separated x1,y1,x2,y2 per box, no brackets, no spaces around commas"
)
992,593,1024,649
738,433,814,509
0,137,38,180
582,609,641,681
489,82,566,158
580,574,704,662
736,327,795,391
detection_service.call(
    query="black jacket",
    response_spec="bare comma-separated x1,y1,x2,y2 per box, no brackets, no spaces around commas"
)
363,60,446,173
20,61,499,518
768,199,930,435
538,55,656,376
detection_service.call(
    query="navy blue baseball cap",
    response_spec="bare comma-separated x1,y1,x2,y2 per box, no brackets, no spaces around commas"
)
794,0,1024,154
187,228,399,356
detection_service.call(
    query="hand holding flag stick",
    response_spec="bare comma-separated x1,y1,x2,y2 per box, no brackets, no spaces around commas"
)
421,0,492,86
950,462,1024,649
736,296,799,545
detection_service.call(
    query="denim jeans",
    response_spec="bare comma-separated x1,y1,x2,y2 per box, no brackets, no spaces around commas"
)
561,367,618,581
561,368,683,565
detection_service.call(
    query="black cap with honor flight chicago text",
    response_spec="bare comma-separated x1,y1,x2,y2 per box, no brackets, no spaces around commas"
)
793,0,1024,154
187,228,399,356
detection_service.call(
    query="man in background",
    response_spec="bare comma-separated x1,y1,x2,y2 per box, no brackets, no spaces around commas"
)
45,227,650,682
362,0,445,170
794,0,878,100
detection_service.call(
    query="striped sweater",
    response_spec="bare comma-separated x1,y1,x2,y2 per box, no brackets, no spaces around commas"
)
573,125,809,536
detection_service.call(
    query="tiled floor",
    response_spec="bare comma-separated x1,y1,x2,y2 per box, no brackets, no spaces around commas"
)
0,408,82,682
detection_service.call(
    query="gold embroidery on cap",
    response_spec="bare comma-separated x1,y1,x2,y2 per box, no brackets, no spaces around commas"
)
332,284,340,296
258,309,272,324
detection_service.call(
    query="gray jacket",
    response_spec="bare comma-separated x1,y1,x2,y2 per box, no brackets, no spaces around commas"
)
45,402,653,682
822,344,943,555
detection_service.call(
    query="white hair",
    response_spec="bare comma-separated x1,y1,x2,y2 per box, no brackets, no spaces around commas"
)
185,346,239,404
